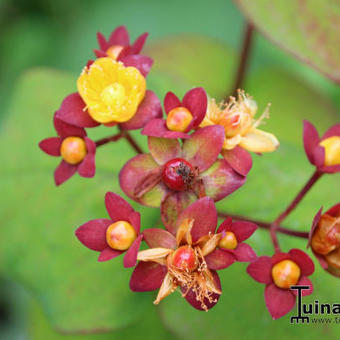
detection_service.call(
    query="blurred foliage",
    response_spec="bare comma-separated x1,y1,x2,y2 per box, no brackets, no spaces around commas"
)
237,0,340,84
1,0,340,339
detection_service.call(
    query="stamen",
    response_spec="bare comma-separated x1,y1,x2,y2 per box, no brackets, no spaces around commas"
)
167,246,221,311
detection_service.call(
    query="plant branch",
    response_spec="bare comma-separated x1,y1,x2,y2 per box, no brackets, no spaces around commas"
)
227,22,254,99
118,126,144,154
272,170,323,226
95,132,123,147
217,211,309,239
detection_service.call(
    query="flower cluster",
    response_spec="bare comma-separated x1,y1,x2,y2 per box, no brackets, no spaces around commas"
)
39,25,340,320
39,26,162,185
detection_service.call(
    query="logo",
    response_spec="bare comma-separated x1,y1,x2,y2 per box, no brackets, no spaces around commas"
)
290,285,340,324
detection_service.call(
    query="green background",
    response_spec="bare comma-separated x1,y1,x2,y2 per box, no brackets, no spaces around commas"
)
1,0,340,339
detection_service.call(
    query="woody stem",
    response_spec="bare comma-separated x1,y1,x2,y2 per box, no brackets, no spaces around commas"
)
266,170,322,252
95,132,124,147
119,126,144,154
217,212,309,239
272,170,323,226
227,22,254,99
94,129,144,154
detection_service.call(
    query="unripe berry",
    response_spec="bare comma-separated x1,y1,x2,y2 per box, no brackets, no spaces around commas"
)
60,137,87,165
272,260,300,289
172,245,197,272
106,221,137,251
166,107,193,132
106,45,124,60
162,158,194,191
219,231,238,250
319,136,340,166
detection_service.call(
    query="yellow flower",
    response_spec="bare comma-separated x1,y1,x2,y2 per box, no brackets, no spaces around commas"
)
77,57,146,124
200,90,279,153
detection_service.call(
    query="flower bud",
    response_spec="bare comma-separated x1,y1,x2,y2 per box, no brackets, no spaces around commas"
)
219,231,238,250
272,260,301,289
60,137,87,165
106,45,124,60
319,136,340,166
106,221,137,251
311,213,340,255
166,107,193,132
311,204,340,276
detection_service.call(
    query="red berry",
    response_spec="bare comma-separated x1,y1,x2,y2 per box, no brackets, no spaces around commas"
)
161,158,194,191
172,246,197,271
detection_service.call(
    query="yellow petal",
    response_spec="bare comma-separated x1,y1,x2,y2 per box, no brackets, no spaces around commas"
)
200,234,222,257
239,129,279,153
137,248,172,262
203,270,222,295
176,219,194,246
154,273,177,304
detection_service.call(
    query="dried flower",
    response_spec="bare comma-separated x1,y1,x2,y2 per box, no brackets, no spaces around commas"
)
130,198,256,310
308,203,340,277
200,90,279,175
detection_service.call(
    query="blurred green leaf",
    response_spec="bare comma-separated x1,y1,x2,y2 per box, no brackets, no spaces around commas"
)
146,35,237,100
245,68,339,146
0,68,163,333
236,0,340,84
28,298,175,340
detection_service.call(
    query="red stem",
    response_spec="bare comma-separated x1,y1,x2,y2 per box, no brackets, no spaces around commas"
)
95,132,123,147
217,212,309,239
227,22,254,99
273,170,323,226
119,127,144,154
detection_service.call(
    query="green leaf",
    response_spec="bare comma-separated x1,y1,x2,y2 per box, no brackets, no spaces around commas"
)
245,67,339,146
0,68,161,333
146,35,237,100
236,0,340,84
28,298,175,340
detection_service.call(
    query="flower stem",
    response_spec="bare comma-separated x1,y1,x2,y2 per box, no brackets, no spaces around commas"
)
119,127,144,154
272,170,323,226
95,132,123,147
217,212,309,239
227,22,254,99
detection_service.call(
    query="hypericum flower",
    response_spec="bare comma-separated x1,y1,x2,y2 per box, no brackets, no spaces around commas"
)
142,88,207,139
56,58,161,129
119,125,246,227
200,90,279,176
77,57,146,124
204,216,257,268
75,192,143,266
94,26,151,75
130,198,256,310
303,120,340,174
308,203,340,277
247,250,314,319
39,115,96,186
